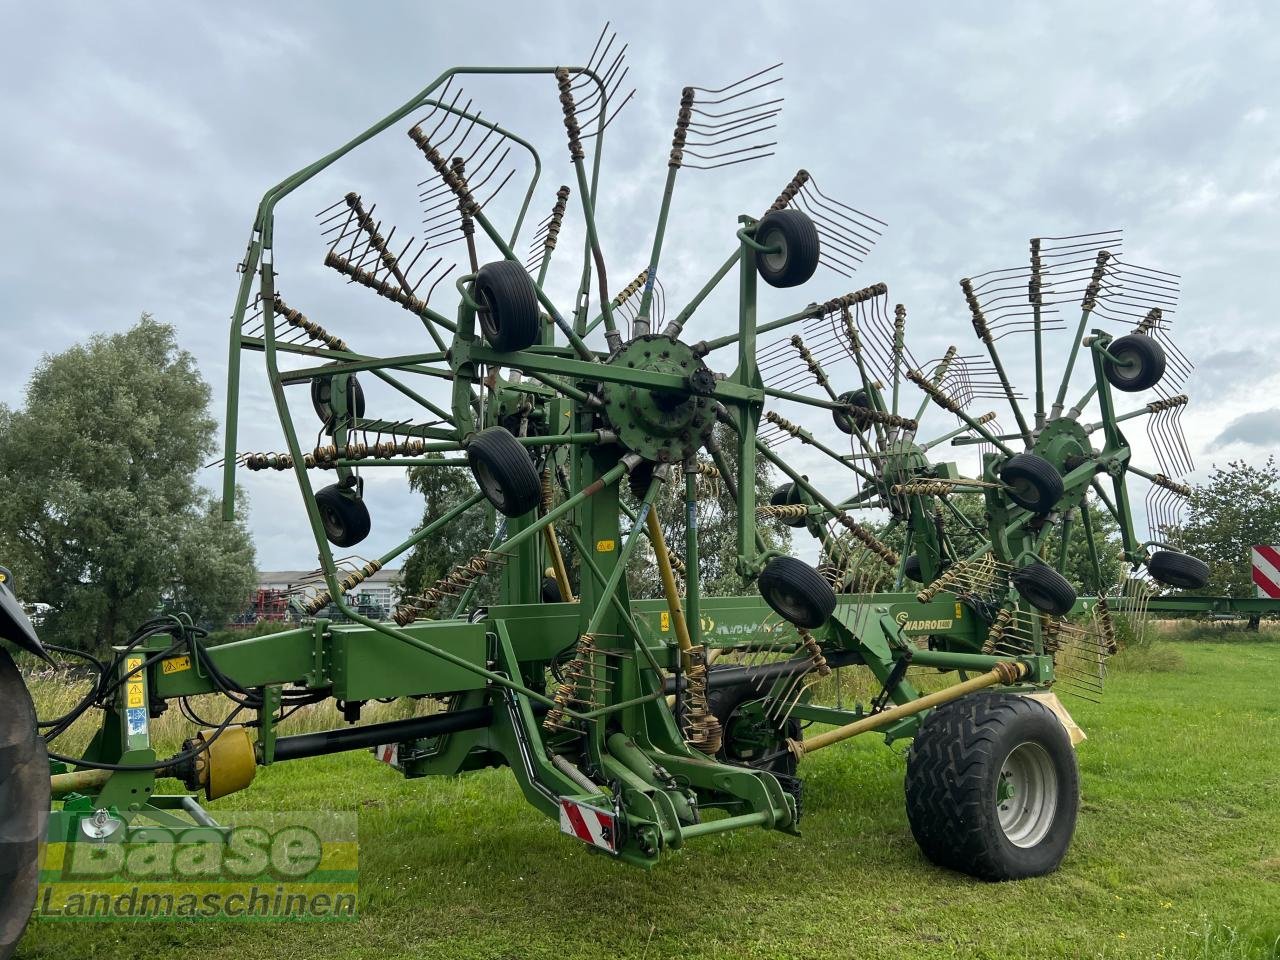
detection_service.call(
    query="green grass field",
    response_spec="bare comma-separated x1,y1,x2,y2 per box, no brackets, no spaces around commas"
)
18,632,1280,960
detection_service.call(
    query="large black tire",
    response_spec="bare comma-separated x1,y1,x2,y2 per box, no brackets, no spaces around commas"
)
475,260,539,352
754,210,820,289
832,389,872,435
1147,550,1210,590
905,692,1079,881
769,483,808,528
1011,563,1077,616
310,372,366,429
0,648,48,958
467,427,541,517
999,453,1063,515
707,671,800,779
314,484,372,548
1103,334,1166,393
758,556,836,629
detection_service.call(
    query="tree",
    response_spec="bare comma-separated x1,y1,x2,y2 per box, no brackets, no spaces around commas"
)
1170,457,1280,598
0,316,257,649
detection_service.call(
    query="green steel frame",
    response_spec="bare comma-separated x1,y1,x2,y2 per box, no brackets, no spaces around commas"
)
45,52,1200,868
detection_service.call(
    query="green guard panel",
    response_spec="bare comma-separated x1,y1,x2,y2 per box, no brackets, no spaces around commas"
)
328,621,488,700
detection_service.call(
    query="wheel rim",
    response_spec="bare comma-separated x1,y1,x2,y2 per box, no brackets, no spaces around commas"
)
996,741,1058,848
473,460,506,510
760,227,788,273
319,502,345,541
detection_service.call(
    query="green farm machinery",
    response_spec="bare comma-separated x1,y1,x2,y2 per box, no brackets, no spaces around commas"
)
1,27,1216,948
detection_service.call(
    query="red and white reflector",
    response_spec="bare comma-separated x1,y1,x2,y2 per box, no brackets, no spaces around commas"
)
1252,546,1280,599
558,798,617,854
371,743,398,766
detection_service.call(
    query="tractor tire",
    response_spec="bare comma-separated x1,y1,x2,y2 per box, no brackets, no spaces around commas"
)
707,671,801,780
476,260,540,352
758,556,836,629
832,389,872,434
769,483,808,528
1011,563,1077,616
315,484,372,548
1147,550,1210,590
753,210,820,288
467,427,541,517
1103,334,1166,393
0,648,48,959
905,691,1079,881
310,371,366,429
999,453,1063,515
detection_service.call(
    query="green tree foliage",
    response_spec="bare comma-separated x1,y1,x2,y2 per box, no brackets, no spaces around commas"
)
0,316,257,649
399,458,496,610
1170,457,1280,597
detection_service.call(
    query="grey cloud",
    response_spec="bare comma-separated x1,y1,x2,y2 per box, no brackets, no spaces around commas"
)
1211,409,1280,449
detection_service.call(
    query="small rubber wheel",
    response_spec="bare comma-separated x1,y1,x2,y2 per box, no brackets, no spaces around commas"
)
999,453,1064,515
758,556,837,628
541,577,564,603
467,427,541,517
905,692,1079,880
769,483,808,528
1011,562,1077,616
315,484,372,548
1103,334,1166,393
754,210,821,289
475,260,539,352
1147,550,1210,589
310,373,366,427
708,672,801,779
0,648,49,957
903,554,923,583
832,389,872,434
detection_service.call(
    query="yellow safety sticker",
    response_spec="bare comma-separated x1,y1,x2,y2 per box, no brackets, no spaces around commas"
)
125,656,145,709
955,602,963,619
660,611,670,632
162,655,192,675
595,539,616,553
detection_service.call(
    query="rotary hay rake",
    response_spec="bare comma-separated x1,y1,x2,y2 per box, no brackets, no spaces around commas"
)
0,25,1215,947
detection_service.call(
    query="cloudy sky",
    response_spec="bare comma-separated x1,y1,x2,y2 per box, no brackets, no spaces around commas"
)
3,2,1278,572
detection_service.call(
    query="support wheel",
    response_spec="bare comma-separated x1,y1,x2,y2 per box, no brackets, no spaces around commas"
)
476,260,539,352
0,648,48,957
315,484,372,547
832,389,871,434
758,556,836,628
1102,334,1166,393
769,483,808,528
467,427,541,517
998,453,1063,515
903,554,923,583
905,692,1079,880
310,372,366,429
753,210,820,288
1011,562,1076,616
1146,550,1210,589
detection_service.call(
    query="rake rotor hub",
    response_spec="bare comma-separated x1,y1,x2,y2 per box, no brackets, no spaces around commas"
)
601,334,716,463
